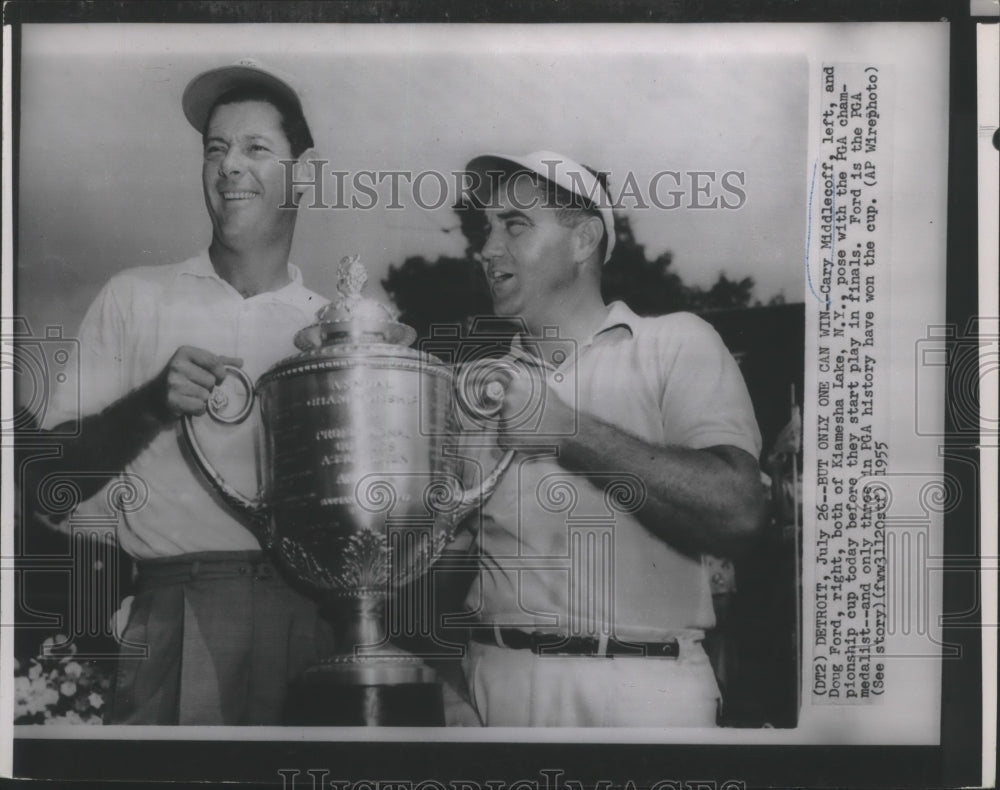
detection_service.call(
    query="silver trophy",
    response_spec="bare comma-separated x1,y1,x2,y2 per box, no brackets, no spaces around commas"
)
182,255,514,725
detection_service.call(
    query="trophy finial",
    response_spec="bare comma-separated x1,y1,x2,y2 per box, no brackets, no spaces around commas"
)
297,253,415,349
337,254,368,299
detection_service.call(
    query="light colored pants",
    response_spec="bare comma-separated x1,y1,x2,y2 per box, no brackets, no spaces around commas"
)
462,632,721,727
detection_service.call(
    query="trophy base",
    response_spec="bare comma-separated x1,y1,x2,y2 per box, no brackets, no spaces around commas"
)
285,680,445,726
282,593,447,725
285,660,445,726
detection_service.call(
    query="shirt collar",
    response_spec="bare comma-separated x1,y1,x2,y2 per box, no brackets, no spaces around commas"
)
509,301,639,366
177,249,318,312
589,300,640,342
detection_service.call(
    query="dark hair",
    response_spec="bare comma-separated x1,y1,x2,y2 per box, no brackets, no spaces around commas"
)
203,85,314,158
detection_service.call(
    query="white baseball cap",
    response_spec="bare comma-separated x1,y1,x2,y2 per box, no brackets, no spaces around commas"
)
465,150,616,264
182,58,311,141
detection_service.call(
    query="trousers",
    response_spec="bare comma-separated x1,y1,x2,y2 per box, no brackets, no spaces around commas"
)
462,630,721,727
108,551,333,725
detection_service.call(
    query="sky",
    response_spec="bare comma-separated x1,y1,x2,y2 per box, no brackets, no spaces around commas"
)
15,24,808,342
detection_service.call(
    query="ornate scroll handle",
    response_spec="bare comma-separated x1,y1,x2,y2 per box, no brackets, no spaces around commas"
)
433,445,516,538
440,353,552,533
180,364,270,546
454,347,552,420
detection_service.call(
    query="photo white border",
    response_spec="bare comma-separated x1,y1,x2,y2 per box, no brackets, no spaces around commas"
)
0,19,979,770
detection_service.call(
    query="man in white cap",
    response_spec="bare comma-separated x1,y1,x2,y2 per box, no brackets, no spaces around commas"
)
32,60,330,724
456,151,764,726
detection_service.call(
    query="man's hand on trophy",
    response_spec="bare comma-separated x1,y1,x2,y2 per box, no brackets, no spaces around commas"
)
490,359,574,451
455,350,573,448
151,346,245,420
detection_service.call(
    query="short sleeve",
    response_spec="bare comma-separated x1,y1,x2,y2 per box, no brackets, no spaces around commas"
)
658,314,762,459
40,278,129,430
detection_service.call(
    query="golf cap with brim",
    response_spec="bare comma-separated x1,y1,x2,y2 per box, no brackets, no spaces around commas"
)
182,58,311,139
465,150,616,264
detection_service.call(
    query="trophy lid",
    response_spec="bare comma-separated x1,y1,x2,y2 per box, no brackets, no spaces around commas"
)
295,255,417,350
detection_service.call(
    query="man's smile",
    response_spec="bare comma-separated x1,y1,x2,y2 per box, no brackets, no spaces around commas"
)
221,190,259,201
489,269,515,288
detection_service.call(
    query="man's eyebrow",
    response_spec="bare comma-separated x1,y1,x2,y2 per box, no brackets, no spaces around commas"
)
203,133,277,145
496,209,531,222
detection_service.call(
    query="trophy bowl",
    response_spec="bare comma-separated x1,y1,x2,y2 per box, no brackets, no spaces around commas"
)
182,256,514,725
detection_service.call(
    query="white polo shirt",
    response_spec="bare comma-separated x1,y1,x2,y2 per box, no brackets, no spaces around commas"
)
41,250,326,559
461,302,761,639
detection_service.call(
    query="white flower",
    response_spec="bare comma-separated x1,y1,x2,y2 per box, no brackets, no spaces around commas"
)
15,676,31,699
60,681,77,697
88,692,104,710
24,680,54,714
41,634,76,657
28,663,42,680
64,661,83,679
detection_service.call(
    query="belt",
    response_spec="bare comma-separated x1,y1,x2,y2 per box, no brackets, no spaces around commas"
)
135,550,275,586
470,628,680,658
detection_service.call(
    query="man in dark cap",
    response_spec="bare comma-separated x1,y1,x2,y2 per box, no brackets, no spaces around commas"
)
456,151,764,726
33,60,330,725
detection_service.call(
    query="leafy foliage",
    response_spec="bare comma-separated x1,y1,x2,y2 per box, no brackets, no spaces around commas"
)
382,206,762,341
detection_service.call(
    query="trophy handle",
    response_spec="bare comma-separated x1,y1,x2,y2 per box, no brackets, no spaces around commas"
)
448,445,516,530
180,364,270,544
444,354,548,530
454,356,528,420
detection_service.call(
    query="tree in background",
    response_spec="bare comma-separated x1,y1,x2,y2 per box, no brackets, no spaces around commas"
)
381,254,496,342
599,213,757,315
382,206,762,343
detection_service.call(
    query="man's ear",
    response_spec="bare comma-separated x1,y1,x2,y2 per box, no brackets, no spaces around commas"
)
573,215,605,264
290,147,324,207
